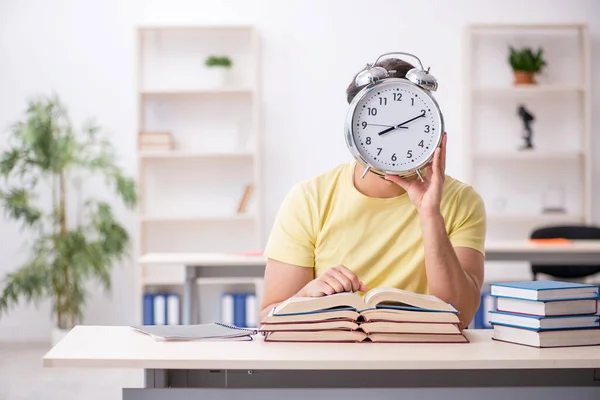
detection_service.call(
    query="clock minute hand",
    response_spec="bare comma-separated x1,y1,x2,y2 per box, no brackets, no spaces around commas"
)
378,112,426,136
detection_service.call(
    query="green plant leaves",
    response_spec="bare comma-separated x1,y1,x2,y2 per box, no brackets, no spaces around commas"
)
204,55,233,67
0,94,137,329
508,46,547,73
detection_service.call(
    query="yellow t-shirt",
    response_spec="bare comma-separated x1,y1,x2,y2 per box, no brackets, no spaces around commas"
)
263,161,486,295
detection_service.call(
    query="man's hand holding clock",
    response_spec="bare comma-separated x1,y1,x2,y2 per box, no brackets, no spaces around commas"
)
385,132,447,218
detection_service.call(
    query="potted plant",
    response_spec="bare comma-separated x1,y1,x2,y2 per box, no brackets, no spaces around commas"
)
508,46,547,85
0,94,137,344
204,55,233,87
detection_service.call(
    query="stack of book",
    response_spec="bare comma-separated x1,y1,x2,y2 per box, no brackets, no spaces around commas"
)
488,281,600,348
259,288,468,343
138,131,173,151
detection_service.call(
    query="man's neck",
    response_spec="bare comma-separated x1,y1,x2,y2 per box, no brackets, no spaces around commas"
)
352,163,407,199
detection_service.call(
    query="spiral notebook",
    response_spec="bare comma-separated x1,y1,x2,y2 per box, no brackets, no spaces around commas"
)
131,322,258,341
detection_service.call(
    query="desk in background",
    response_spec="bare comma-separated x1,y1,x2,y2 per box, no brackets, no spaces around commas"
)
139,252,267,325
43,326,600,399
139,240,600,325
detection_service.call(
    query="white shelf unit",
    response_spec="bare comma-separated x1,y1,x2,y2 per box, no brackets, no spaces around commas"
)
464,24,592,243
135,25,263,325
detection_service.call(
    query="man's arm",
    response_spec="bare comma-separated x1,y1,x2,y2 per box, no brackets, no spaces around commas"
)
384,133,485,327
259,258,314,322
420,213,484,327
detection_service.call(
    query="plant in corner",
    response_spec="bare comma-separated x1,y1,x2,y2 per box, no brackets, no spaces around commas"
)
0,94,137,339
508,46,547,85
204,55,233,87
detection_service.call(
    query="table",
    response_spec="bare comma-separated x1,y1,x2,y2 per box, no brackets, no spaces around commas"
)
140,241,600,325
139,253,267,325
485,240,600,264
43,326,600,400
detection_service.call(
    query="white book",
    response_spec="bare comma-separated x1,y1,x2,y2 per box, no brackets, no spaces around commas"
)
167,294,180,325
153,294,166,325
246,294,257,327
493,324,600,348
496,297,598,316
221,294,234,325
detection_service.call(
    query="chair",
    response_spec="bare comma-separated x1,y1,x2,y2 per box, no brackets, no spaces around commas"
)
530,225,600,281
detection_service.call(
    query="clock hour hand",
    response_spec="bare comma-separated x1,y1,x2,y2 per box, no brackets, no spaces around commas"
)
378,111,426,136
375,125,409,136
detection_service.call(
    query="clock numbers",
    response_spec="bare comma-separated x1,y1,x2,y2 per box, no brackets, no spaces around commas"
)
420,109,426,116
368,107,377,116
407,150,413,159
411,98,415,106
379,97,387,106
377,148,382,155
418,140,424,148
393,93,402,101
391,153,397,161
424,125,430,133
366,137,372,145
362,121,367,129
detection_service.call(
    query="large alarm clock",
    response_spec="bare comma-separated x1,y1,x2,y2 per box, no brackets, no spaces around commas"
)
345,52,444,181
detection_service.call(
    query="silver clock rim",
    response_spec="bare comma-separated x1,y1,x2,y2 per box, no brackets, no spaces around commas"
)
344,78,445,178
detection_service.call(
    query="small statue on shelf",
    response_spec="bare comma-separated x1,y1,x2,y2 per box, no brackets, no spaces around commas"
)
517,105,535,150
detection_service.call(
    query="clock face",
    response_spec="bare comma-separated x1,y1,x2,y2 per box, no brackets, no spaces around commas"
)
347,78,443,175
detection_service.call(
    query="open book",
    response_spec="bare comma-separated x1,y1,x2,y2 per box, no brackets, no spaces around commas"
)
272,287,457,316
260,288,465,343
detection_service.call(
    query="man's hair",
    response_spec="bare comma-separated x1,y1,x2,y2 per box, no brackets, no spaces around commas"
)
345,58,415,104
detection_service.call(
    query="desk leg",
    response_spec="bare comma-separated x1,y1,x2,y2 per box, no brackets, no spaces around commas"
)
182,266,199,325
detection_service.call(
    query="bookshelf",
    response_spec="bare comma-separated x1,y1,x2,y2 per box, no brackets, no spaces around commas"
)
464,23,592,241
464,24,592,327
135,25,263,326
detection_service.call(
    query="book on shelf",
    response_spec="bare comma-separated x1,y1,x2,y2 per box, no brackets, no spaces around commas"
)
260,288,467,343
237,184,254,214
489,280,600,348
138,131,174,151
143,292,180,325
221,292,257,329
131,322,257,342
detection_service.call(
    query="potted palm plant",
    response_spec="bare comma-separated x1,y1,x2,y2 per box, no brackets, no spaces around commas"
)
508,46,547,85
0,94,137,344
204,55,233,87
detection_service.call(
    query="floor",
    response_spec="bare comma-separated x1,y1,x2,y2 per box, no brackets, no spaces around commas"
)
0,343,143,400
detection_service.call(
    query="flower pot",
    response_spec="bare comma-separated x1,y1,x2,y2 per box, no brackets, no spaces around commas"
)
51,326,72,346
513,71,536,85
204,66,230,88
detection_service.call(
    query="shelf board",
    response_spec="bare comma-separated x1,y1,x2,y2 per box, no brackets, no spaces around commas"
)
472,85,585,95
140,88,253,97
196,277,262,285
139,150,254,159
474,150,583,161
487,213,582,223
141,214,256,223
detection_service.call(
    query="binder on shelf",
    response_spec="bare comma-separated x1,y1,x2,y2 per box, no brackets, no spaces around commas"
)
221,291,258,329
142,292,181,325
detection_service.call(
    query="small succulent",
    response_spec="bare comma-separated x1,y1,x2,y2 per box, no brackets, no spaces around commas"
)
204,55,233,68
508,46,547,73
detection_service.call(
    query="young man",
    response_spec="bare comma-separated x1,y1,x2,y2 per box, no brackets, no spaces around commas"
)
259,59,486,327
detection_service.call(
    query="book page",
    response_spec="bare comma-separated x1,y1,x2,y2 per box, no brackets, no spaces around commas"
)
364,287,445,305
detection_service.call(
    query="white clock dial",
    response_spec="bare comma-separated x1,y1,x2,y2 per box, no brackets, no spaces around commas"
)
349,79,443,175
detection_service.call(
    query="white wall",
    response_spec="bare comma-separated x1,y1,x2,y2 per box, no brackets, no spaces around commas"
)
0,0,599,342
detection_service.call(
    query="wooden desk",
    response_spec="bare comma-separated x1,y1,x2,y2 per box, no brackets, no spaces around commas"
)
485,240,600,264
43,326,600,399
